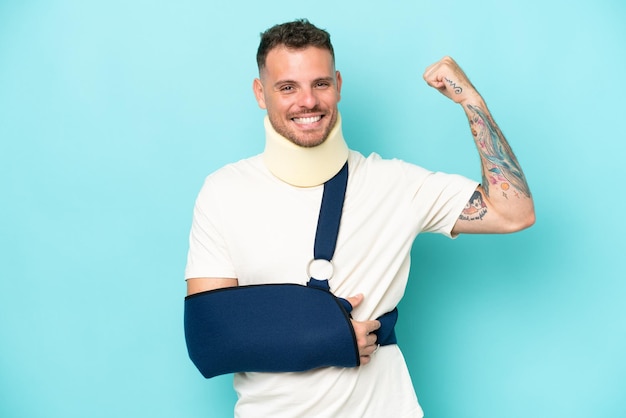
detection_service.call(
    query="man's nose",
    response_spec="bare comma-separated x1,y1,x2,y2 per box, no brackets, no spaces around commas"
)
296,88,318,109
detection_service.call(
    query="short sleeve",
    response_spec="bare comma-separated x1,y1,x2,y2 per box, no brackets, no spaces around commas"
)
184,177,237,280
411,169,479,237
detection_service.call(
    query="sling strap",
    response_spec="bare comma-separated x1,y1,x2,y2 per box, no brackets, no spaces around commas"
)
307,162,397,346
314,161,348,262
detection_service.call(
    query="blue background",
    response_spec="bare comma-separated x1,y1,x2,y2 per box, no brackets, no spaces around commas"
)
1,0,625,417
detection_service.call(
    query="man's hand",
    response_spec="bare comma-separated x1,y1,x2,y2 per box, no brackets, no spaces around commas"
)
423,56,480,105
345,294,381,365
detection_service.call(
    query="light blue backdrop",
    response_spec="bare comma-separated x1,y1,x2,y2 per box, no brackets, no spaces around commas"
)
1,0,624,417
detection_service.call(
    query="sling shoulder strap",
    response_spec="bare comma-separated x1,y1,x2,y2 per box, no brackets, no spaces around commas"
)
314,161,348,262
308,160,398,347
307,162,348,289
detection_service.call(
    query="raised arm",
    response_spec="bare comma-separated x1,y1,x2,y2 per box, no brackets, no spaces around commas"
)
423,56,535,234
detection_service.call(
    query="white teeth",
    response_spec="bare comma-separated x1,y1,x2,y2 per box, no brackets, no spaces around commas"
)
293,116,321,124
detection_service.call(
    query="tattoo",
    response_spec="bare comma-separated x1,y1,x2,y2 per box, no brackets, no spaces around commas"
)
459,190,488,221
467,104,531,198
444,78,463,94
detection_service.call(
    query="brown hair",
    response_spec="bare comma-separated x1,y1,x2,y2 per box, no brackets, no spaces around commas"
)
256,19,335,71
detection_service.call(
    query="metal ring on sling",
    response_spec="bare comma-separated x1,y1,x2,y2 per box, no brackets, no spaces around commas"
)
306,258,335,281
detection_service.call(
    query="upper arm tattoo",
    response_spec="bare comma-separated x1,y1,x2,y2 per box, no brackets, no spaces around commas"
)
459,190,488,221
467,104,531,199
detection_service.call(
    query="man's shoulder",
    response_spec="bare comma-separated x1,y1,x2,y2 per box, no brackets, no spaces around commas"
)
348,150,428,176
205,154,265,182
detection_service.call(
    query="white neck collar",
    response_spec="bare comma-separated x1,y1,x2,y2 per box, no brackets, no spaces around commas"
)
262,114,349,187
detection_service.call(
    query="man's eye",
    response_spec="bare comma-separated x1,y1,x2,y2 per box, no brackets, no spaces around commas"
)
316,82,330,88
280,85,294,92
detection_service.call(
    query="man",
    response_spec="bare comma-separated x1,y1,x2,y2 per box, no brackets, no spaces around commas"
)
185,19,534,417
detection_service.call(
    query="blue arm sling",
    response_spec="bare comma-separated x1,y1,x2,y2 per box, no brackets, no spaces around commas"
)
184,162,398,378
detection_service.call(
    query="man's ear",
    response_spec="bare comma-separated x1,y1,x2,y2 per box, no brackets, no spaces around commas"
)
252,78,267,109
335,70,343,102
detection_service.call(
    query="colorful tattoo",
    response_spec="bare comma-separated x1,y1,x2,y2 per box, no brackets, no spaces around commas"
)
467,104,531,198
459,190,488,221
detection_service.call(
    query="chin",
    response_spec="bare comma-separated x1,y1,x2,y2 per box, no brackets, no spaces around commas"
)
289,134,327,148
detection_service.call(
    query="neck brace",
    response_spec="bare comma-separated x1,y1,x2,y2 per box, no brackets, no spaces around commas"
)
262,114,349,187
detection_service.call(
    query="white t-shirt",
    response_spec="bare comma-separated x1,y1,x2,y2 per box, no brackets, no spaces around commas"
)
185,150,478,417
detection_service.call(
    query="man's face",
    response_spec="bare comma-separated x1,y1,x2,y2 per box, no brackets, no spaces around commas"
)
253,46,342,148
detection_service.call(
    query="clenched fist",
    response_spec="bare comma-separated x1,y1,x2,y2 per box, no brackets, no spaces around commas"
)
423,56,481,105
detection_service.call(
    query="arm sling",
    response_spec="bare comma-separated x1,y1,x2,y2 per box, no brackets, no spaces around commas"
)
184,162,398,378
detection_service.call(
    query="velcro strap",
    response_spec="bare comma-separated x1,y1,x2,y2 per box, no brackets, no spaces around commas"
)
374,308,398,345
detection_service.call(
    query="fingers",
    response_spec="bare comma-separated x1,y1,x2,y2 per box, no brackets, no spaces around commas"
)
422,61,446,89
345,293,364,309
360,320,380,346
352,318,381,365
345,293,382,365
365,318,381,335
422,56,459,80
359,341,381,365
359,343,381,364
352,319,380,344
422,56,450,85
422,56,476,104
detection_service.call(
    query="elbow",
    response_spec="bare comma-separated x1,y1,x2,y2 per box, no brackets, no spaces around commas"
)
518,211,536,231
506,209,536,233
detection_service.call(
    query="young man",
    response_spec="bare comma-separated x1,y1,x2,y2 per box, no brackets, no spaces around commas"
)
185,19,534,417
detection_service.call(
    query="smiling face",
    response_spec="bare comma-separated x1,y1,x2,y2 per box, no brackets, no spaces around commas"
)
253,46,342,148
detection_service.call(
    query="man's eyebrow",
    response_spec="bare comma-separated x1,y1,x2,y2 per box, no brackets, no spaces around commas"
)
313,76,335,84
272,77,335,89
273,79,298,89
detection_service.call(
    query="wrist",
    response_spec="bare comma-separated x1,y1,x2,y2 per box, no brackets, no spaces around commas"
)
459,91,485,108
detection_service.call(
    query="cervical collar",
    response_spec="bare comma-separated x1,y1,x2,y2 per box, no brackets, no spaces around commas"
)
262,114,349,187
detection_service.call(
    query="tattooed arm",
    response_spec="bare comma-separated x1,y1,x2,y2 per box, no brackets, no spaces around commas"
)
423,56,535,234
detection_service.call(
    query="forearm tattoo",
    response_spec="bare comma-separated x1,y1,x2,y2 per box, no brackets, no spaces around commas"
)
467,104,531,199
